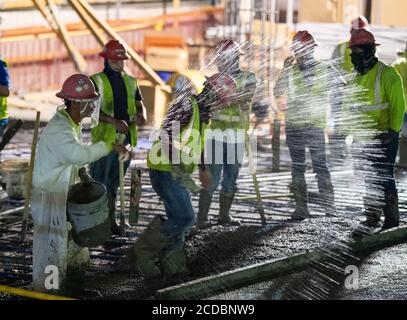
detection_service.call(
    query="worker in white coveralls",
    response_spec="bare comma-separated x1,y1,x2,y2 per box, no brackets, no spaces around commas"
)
31,74,127,294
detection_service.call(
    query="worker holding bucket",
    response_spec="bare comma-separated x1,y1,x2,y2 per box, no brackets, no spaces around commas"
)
31,74,128,294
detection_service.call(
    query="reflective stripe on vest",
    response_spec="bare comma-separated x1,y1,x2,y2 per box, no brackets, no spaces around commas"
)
353,63,389,113
90,72,138,146
340,42,346,58
212,113,242,122
147,97,203,173
210,72,253,130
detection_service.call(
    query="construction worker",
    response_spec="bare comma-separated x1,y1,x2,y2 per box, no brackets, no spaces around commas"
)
274,31,335,221
0,55,10,202
32,74,127,294
90,40,146,235
349,29,406,234
394,43,407,167
128,73,237,278
197,40,257,228
329,16,369,161
332,16,369,74
0,55,10,137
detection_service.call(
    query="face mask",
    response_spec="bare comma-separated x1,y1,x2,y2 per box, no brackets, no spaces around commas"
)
80,101,95,119
351,46,378,75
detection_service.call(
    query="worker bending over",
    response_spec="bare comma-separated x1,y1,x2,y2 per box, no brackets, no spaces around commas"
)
127,73,237,278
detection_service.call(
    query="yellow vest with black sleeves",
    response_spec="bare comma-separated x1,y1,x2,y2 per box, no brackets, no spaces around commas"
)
0,59,9,121
90,72,138,146
210,71,255,132
147,97,206,174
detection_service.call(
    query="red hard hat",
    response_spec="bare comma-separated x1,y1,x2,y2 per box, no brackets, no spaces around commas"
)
216,39,245,56
99,40,129,60
56,74,99,102
349,29,380,48
351,16,369,30
292,30,318,47
205,73,237,104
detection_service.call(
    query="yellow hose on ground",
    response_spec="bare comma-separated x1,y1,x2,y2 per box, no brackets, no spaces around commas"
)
0,284,77,300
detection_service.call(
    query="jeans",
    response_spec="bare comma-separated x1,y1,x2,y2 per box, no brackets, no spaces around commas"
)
0,123,7,138
205,140,245,195
355,133,400,225
286,127,333,209
90,135,131,197
149,169,195,249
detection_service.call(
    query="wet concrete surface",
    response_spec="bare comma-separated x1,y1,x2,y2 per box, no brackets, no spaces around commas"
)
2,128,407,300
338,243,407,300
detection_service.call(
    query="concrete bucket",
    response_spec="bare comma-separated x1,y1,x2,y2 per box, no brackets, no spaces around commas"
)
67,181,111,247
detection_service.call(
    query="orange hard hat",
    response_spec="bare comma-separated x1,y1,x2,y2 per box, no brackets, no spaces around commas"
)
351,16,369,31
56,74,99,102
292,30,318,48
205,73,237,104
99,40,129,60
216,39,245,56
349,29,380,48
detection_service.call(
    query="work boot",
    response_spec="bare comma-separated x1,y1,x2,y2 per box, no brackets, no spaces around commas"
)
107,194,121,235
159,248,188,278
322,191,336,217
197,190,213,229
291,178,310,221
0,184,8,210
218,191,240,226
351,224,377,239
382,191,400,231
398,136,407,168
352,211,382,239
126,215,171,278
290,206,310,222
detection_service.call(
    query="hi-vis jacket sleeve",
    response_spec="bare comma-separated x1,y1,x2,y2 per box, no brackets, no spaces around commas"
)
274,69,288,98
384,68,406,132
49,129,111,167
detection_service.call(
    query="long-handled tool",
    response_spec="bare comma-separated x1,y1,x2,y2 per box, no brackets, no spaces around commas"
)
129,167,142,226
117,133,126,236
239,107,267,226
245,129,267,226
21,111,41,241
0,119,24,153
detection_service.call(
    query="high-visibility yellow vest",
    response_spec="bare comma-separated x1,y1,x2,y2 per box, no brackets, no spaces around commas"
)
147,97,206,174
394,52,407,99
210,71,256,131
90,72,138,146
334,41,353,74
286,62,329,129
351,61,406,133
0,59,9,121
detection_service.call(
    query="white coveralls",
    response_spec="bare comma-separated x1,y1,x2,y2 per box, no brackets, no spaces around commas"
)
32,107,110,293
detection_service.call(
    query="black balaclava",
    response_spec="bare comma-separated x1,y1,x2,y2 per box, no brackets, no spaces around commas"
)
351,45,378,75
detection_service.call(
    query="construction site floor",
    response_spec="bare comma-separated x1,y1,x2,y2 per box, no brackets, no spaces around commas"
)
1,126,407,300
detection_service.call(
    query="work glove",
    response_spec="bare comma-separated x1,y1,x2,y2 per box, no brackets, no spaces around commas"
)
78,167,95,184
378,129,399,146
